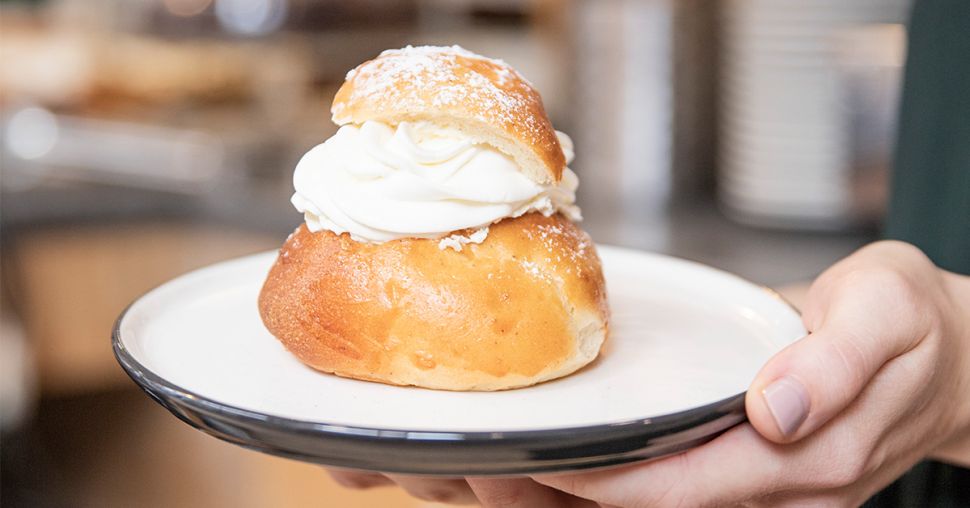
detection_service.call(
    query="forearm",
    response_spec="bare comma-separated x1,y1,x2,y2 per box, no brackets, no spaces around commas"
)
931,270,970,467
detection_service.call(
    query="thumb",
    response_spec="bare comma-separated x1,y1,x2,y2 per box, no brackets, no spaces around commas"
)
746,310,919,443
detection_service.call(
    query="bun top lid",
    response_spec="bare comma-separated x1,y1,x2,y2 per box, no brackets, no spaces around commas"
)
331,45,565,184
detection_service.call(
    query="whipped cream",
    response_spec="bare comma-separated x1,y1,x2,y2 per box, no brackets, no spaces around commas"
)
291,120,580,243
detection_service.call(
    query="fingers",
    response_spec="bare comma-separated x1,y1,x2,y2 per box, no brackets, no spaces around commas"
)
327,469,392,489
385,475,478,505
749,262,928,443
467,478,600,508
534,424,787,507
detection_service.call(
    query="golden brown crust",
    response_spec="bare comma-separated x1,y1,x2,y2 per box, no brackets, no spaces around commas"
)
331,46,565,184
258,213,608,391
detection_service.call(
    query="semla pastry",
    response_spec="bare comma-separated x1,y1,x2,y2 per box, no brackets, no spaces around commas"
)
259,46,609,391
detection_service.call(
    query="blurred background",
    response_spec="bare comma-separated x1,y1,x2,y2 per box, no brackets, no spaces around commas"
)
0,0,909,505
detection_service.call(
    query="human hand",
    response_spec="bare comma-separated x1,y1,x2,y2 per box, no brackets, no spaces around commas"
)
328,241,970,507
526,240,970,506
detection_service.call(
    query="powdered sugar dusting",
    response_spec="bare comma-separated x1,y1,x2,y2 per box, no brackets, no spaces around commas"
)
521,219,594,277
513,216,597,282
520,259,545,279
380,45,513,73
335,45,548,147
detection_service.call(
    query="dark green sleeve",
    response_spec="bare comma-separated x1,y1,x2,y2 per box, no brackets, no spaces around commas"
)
869,1,970,506
887,0,970,275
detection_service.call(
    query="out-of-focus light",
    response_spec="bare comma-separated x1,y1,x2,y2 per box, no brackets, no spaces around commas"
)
163,0,213,17
5,107,59,160
214,0,287,36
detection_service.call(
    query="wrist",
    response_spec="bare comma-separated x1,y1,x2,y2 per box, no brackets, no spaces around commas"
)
930,271,970,467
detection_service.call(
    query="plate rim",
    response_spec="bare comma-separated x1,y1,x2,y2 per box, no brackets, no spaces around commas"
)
111,246,801,451
113,316,748,443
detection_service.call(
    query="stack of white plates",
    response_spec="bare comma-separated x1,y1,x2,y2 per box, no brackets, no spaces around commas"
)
719,0,909,229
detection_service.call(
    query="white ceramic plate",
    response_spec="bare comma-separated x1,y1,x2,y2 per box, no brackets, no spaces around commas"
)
114,246,805,475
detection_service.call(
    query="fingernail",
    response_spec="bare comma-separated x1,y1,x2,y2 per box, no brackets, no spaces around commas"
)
762,376,810,436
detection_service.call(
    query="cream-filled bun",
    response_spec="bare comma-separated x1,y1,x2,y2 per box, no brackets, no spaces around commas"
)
259,46,609,391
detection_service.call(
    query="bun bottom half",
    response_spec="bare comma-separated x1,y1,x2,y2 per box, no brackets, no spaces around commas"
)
258,212,609,391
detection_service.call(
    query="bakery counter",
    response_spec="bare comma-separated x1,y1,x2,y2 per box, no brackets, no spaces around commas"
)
583,201,878,287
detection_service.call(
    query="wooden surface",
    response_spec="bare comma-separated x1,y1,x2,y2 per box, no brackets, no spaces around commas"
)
6,222,279,394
